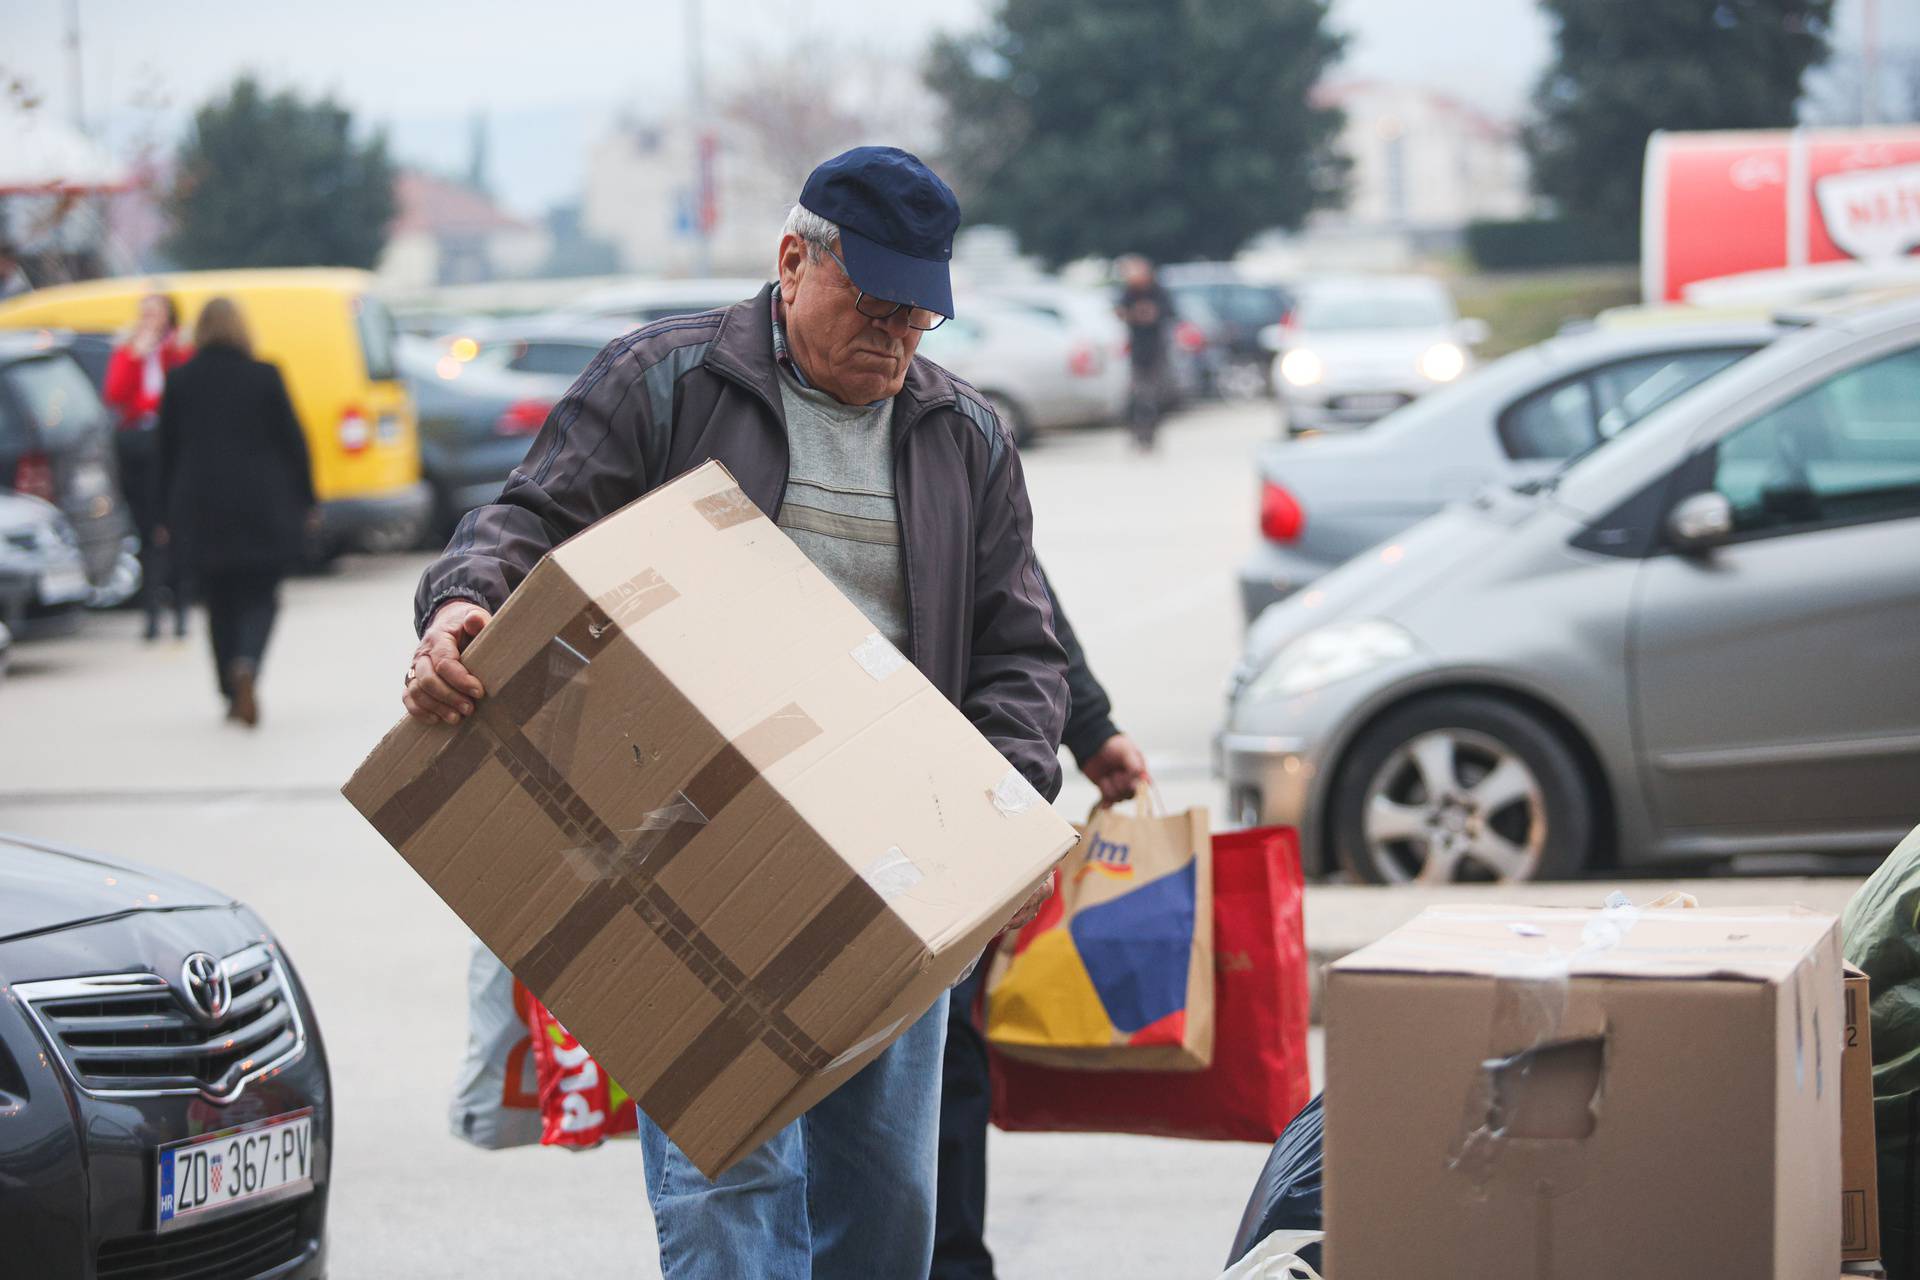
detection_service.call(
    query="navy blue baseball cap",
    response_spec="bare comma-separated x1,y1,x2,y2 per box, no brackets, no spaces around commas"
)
800,146,960,319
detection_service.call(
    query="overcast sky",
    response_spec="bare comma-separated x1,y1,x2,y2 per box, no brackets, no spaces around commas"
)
6,0,1910,217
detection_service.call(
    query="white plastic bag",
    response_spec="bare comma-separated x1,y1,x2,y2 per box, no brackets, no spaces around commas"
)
448,936,542,1149
1219,1230,1326,1280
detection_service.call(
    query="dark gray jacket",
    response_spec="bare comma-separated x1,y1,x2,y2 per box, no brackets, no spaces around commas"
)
415,284,1069,799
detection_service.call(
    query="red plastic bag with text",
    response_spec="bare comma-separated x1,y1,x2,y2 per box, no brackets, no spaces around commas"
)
989,825,1310,1142
521,989,639,1149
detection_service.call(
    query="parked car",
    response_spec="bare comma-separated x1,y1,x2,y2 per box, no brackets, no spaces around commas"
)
1217,288,1920,883
566,277,767,325
916,295,1118,444
401,316,633,531
1236,319,1782,620
1159,263,1292,399
0,270,430,559
0,831,332,1276
0,491,93,638
1266,275,1486,434
0,332,139,605
985,282,1130,428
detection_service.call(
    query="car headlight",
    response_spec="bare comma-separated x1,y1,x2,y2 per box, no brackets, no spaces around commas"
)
1242,619,1417,702
1419,342,1467,383
1279,348,1324,387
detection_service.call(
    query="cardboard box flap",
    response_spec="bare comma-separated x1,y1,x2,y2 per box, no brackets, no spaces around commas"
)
1331,904,1839,983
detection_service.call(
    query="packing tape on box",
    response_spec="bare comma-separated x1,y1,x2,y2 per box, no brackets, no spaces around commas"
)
1447,891,1641,1184
373,581,910,1130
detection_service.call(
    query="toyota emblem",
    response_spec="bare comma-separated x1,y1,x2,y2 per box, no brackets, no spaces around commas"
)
182,953,231,1021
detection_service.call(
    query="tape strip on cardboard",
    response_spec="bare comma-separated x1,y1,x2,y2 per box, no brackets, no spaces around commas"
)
369,581,898,1126
1447,892,1639,1183
693,484,761,530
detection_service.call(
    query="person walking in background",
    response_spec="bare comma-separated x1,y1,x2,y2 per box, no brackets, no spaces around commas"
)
1116,255,1176,451
155,297,314,727
0,242,30,299
104,292,193,639
933,571,1148,1280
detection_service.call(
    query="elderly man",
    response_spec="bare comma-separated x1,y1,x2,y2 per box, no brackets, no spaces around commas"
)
401,147,1067,1277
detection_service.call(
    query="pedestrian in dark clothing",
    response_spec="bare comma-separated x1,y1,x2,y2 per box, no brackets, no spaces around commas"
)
933,573,1147,1280
1116,255,1177,451
155,297,315,726
103,292,194,639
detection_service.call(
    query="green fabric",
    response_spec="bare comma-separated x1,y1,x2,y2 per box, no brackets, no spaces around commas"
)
1842,821,1920,1276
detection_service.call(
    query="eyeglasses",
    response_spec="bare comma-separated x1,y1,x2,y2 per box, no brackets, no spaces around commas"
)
824,247,947,331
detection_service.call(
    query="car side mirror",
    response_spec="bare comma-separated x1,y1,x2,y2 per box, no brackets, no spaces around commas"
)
1666,490,1734,552
1456,317,1491,347
1257,323,1285,354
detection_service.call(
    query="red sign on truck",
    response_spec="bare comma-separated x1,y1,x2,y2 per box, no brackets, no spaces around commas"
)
1642,126,1920,302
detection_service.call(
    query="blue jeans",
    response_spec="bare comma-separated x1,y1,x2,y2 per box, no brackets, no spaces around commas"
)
640,991,950,1279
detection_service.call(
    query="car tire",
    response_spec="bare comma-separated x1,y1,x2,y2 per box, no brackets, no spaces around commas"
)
1330,694,1593,884
985,392,1032,449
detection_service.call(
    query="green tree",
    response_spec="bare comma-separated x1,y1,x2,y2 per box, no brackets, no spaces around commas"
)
1526,0,1833,257
164,77,396,270
925,0,1347,265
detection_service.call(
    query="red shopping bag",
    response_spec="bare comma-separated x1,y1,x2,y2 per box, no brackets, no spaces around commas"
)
989,825,1310,1142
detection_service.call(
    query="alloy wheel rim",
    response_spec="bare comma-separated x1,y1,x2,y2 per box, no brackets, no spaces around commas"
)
1360,728,1546,883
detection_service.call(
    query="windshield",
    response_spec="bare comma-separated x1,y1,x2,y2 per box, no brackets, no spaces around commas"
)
1297,289,1453,331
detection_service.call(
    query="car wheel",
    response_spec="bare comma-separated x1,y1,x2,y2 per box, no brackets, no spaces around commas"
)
985,392,1032,448
1330,695,1593,884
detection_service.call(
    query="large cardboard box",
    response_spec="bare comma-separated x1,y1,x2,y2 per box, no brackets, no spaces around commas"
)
1844,964,1882,1262
1324,904,1844,1280
344,462,1077,1176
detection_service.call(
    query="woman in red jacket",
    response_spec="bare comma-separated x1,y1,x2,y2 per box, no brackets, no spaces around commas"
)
103,292,192,639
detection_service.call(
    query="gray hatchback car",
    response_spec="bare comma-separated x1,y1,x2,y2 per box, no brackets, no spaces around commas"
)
1218,289,1920,882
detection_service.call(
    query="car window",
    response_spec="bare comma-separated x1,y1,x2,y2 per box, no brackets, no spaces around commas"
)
2,354,104,449
1711,343,1920,536
353,295,400,382
508,342,599,377
1295,290,1451,331
1591,349,1753,442
1500,378,1596,460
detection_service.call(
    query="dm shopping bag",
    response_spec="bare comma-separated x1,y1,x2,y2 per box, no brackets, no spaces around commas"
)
991,824,1311,1142
986,791,1213,1071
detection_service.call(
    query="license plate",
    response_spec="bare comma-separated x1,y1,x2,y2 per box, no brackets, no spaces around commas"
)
37,563,90,605
157,1109,314,1232
1339,393,1405,414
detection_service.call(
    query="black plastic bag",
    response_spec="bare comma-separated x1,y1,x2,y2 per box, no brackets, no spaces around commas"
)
1226,1092,1324,1269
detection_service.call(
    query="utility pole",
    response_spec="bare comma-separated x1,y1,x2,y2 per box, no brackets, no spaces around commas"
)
1861,0,1880,125
66,0,86,134
687,0,714,276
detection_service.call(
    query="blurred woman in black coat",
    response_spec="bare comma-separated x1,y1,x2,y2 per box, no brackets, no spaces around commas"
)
156,297,315,726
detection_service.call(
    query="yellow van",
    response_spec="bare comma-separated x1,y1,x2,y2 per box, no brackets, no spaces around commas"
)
0,268,429,555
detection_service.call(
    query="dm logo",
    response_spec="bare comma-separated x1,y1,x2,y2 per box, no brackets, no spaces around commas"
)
1076,834,1135,882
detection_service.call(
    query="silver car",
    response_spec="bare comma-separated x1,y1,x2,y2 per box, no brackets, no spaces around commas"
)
1269,275,1487,434
1236,321,1781,620
1218,289,1920,882
916,295,1119,444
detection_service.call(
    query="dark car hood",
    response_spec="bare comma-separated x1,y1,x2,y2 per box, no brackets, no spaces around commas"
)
0,834,232,943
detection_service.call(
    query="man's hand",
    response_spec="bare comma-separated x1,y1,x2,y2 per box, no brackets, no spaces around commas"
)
1002,868,1058,935
403,600,491,725
1080,733,1149,805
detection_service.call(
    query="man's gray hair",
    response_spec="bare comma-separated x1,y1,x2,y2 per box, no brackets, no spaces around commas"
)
781,203,839,264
